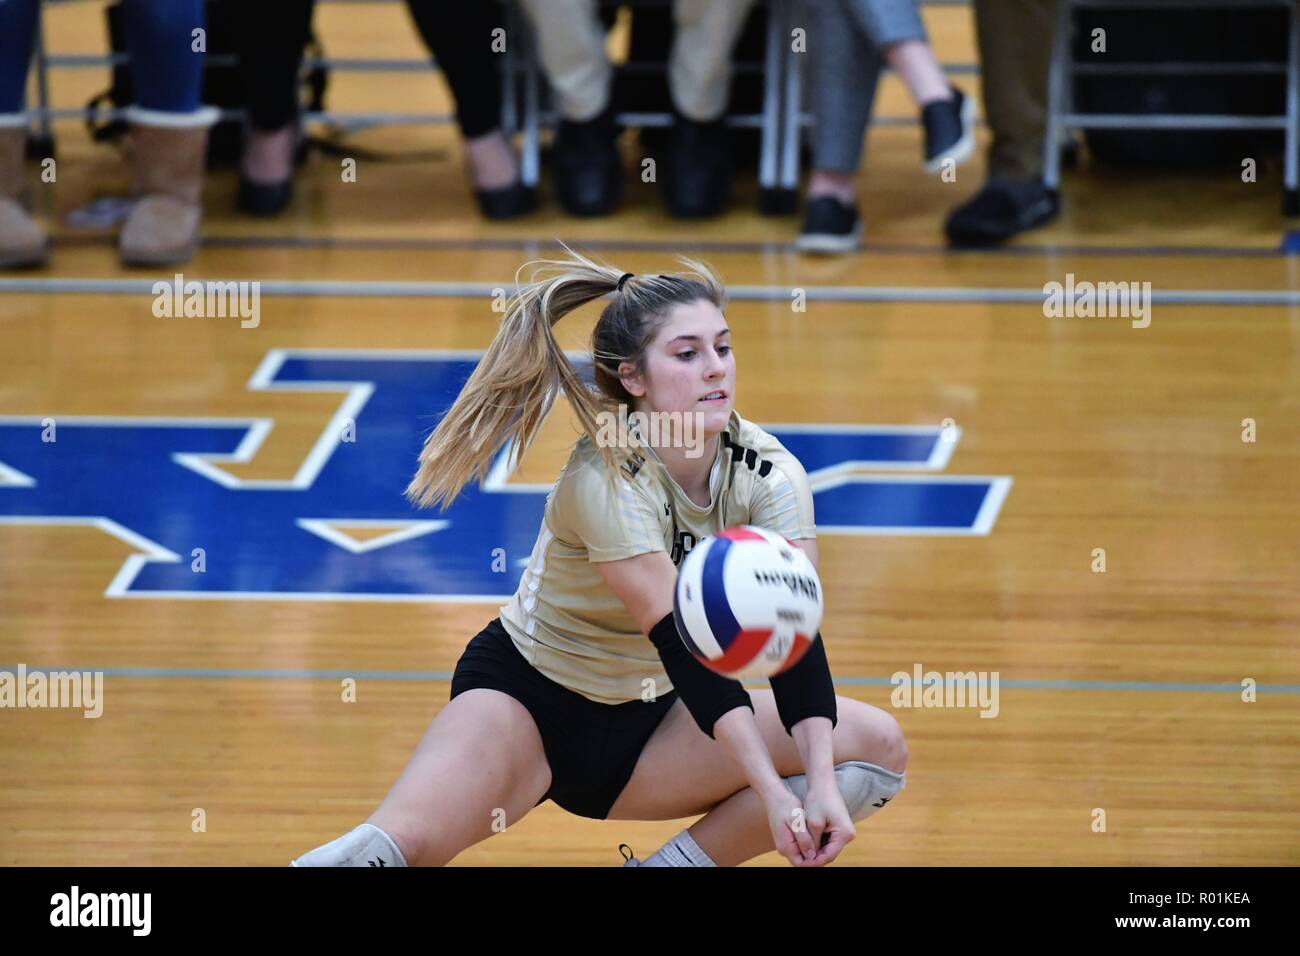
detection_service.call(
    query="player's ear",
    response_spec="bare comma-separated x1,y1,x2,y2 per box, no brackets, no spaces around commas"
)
618,360,646,398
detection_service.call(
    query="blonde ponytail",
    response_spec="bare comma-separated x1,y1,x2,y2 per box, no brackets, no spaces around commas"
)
405,246,726,510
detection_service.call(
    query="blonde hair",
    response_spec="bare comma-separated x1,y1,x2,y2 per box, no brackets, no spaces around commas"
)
405,245,727,510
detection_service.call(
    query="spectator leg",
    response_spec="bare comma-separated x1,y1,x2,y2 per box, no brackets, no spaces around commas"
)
808,0,884,179
974,0,1054,181
669,0,757,122
515,0,610,122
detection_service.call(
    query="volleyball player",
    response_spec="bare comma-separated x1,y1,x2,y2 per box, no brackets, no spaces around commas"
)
292,250,907,867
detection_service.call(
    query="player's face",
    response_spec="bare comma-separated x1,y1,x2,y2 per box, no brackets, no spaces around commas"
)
633,299,735,436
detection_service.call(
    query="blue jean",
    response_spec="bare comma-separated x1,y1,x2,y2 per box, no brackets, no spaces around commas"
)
0,0,206,116
0,0,40,115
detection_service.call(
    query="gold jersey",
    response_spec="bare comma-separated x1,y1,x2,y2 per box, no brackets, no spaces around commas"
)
498,410,817,704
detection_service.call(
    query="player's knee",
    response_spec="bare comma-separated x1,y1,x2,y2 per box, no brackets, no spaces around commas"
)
835,759,906,822
846,703,907,774
880,711,908,774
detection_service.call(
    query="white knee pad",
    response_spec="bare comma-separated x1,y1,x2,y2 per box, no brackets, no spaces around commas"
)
290,823,408,867
783,761,905,822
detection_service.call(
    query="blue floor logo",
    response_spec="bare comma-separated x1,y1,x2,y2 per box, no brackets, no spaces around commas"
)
0,350,1011,601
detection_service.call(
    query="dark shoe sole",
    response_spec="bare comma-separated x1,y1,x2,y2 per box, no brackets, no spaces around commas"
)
795,220,863,254
554,148,622,216
946,193,1058,246
0,245,50,270
556,173,622,217
661,163,731,218
119,243,199,268
238,177,293,217
476,183,539,220
663,194,729,218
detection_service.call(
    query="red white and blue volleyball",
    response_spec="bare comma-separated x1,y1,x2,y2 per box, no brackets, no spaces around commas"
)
673,525,824,679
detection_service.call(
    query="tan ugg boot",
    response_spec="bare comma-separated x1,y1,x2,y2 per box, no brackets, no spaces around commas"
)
119,120,211,267
0,125,50,269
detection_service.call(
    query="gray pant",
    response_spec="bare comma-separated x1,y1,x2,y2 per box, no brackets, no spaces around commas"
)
808,0,928,172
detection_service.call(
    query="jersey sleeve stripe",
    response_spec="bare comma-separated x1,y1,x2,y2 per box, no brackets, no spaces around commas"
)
763,470,799,530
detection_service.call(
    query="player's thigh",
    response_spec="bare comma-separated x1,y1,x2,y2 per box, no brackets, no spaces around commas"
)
370,688,552,865
606,690,904,821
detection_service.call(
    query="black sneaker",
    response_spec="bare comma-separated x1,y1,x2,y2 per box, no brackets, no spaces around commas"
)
795,195,862,253
922,87,976,174
944,177,1059,246
661,115,731,218
552,104,623,217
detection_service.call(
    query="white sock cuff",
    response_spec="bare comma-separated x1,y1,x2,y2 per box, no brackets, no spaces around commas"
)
639,827,717,867
359,823,409,866
291,822,409,867
673,828,717,867
124,104,221,129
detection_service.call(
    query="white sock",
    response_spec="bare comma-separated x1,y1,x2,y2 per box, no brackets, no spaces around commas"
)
290,823,408,867
639,828,716,867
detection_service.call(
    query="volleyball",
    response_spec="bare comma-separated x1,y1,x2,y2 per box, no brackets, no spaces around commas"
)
672,526,824,679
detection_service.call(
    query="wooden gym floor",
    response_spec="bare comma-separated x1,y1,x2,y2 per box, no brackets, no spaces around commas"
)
0,2,1297,866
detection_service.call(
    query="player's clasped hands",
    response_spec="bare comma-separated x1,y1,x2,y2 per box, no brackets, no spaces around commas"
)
766,785,857,866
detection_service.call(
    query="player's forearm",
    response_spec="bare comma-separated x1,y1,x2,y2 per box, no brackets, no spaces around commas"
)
790,715,837,790
770,634,838,785
768,632,838,734
713,707,792,804
647,611,754,738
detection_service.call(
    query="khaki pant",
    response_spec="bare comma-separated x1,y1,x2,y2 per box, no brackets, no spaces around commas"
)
517,0,756,122
975,0,1055,179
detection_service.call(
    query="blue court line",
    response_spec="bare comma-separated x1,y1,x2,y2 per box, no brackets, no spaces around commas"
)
2,665,1296,694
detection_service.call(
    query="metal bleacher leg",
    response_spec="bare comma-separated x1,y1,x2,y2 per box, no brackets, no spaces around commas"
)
1042,0,1073,195
757,0,789,214
518,3,540,190
502,2,519,135
1284,0,1299,216
776,0,804,213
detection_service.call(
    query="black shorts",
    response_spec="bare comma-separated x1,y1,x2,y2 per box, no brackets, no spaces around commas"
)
449,618,679,820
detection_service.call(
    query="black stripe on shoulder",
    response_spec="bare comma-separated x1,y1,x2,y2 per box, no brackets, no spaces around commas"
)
721,431,742,468
723,430,775,476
